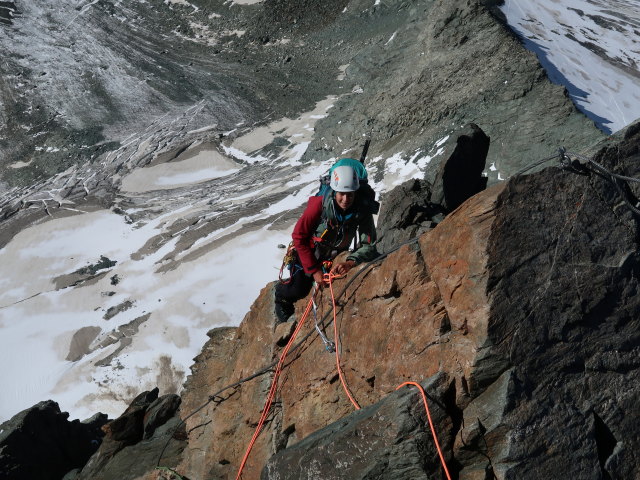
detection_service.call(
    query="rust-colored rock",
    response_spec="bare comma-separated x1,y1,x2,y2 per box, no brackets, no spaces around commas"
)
175,184,505,480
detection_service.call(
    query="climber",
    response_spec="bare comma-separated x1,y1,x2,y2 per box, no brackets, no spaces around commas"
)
275,164,378,323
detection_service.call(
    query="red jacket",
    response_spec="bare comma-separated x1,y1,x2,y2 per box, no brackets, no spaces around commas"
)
292,196,324,274
292,195,378,275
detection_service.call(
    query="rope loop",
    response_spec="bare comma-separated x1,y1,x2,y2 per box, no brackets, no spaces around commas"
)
396,382,453,480
325,271,360,410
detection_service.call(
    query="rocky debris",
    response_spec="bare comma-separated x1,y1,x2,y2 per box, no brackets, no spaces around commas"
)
0,400,107,480
1,0,604,200
0,1,18,25
52,256,118,290
75,388,186,480
263,372,455,480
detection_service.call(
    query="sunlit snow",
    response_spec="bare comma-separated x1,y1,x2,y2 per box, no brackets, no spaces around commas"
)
501,0,640,133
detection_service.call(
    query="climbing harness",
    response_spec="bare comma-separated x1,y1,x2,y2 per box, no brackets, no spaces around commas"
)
278,242,300,284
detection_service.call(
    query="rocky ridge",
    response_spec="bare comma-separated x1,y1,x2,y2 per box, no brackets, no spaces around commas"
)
6,120,630,479
1,0,639,478
172,121,640,480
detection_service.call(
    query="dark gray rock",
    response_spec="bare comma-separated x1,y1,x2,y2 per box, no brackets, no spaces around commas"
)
0,400,107,480
77,416,187,480
143,394,181,440
262,372,457,480
429,123,490,212
376,178,442,254
471,119,640,479
77,389,186,480
76,389,158,478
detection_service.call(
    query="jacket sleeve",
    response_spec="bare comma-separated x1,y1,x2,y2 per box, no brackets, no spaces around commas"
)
346,212,379,265
292,196,324,274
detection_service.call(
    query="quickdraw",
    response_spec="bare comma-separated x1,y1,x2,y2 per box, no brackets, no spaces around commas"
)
278,242,300,284
321,260,333,274
312,288,335,353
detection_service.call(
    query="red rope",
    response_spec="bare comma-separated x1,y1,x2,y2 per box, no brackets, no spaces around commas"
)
396,382,453,480
325,271,361,410
236,272,452,479
235,295,315,480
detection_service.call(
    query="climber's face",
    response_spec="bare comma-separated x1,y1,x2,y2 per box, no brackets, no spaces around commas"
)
335,191,355,211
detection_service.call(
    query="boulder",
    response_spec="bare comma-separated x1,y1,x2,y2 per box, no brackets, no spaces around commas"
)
429,123,490,212
375,178,442,254
0,400,107,480
77,388,185,480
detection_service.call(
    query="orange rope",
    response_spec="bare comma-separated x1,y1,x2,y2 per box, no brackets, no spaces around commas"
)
237,273,452,479
325,272,361,410
235,295,315,480
396,382,453,480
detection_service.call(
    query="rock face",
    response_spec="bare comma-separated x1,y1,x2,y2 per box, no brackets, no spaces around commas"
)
75,389,185,480
0,400,107,480
376,123,490,253
9,127,638,479
169,122,638,479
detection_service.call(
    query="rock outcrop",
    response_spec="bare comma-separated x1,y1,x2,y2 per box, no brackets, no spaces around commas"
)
73,389,185,480
376,123,490,253
0,400,107,480
5,124,638,479
170,121,638,479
